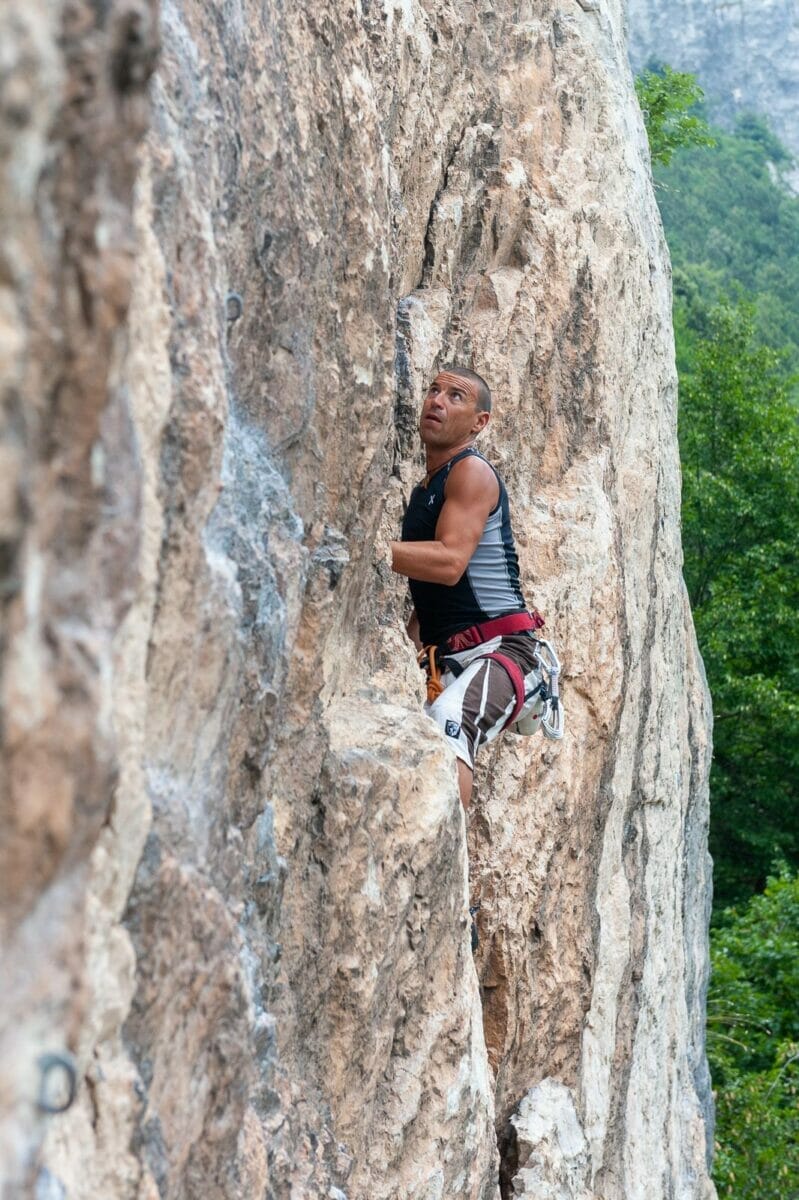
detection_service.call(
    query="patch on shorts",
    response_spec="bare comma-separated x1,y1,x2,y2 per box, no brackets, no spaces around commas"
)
445,719,461,739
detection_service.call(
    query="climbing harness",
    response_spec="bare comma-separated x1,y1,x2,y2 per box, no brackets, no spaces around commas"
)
418,610,565,741
443,608,545,653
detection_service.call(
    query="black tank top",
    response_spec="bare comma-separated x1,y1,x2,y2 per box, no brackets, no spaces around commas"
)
401,447,527,645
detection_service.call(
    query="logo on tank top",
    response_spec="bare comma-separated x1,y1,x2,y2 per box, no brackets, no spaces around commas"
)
445,720,461,738
428,495,436,507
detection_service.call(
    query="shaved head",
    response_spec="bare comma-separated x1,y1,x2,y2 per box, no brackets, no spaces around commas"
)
441,364,492,413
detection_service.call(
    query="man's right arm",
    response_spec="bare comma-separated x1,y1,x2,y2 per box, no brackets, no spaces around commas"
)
390,456,498,586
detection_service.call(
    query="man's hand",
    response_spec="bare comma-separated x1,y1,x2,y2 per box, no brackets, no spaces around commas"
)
391,456,499,585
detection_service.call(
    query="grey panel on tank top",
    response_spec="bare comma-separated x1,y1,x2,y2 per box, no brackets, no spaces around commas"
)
465,507,518,615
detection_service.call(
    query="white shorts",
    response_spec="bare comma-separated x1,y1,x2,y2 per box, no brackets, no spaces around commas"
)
424,633,540,769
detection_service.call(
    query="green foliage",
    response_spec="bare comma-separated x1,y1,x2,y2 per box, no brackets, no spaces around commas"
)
648,65,799,1190
653,98,799,910
635,65,715,166
656,115,799,370
708,868,799,1197
679,302,799,909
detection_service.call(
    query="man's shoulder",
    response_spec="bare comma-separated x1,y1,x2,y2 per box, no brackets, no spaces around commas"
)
445,450,500,504
447,450,499,486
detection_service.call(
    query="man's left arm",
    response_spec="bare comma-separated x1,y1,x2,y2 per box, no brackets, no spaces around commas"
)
390,458,497,586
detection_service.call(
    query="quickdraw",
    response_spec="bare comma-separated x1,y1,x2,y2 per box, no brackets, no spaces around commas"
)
514,638,563,741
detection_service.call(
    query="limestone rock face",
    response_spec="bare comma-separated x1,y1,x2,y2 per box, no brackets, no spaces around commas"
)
1,1,715,1199
510,1080,592,1199
0,0,158,1188
627,0,799,181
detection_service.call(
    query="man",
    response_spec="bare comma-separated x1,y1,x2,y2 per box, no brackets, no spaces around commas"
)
390,366,541,809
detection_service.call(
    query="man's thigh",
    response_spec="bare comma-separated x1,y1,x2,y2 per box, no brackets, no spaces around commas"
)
425,654,517,769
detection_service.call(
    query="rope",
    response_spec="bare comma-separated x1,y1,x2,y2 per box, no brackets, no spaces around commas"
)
418,645,445,704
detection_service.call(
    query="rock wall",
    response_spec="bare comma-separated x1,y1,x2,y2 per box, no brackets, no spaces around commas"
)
627,0,799,181
1,0,158,1190
1,2,716,1198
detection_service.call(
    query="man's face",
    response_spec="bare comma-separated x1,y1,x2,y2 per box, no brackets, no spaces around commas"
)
419,371,489,448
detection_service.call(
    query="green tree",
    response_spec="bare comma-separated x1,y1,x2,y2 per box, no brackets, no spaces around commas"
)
655,115,799,370
635,65,715,166
640,66,799,1190
708,868,799,1197
679,302,799,909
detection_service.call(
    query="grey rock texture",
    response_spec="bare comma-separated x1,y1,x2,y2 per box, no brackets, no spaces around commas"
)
2,1,715,1198
627,0,799,180
0,0,158,1190
510,1079,592,1199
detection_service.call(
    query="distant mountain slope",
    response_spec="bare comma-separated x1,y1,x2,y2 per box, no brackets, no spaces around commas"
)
627,0,799,187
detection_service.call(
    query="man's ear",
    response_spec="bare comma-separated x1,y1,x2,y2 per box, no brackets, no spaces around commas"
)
471,410,490,436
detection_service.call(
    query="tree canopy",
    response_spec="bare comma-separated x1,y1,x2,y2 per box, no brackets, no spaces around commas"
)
708,868,799,1198
656,115,799,372
639,64,799,1195
680,299,799,910
635,65,715,167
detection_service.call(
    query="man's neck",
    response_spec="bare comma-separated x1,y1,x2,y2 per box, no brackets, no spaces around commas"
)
424,438,476,479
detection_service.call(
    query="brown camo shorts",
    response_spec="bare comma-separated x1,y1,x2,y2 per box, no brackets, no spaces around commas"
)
423,633,540,769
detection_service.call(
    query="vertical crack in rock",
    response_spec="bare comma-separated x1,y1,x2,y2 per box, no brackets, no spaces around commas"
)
593,516,660,1195
497,1119,520,1200
393,299,419,470
420,124,472,286
682,638,716,1171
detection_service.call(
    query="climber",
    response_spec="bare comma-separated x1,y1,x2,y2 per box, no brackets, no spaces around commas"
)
390,366,543,810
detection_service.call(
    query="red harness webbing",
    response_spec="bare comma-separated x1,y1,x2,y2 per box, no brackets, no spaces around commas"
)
478,652,527,724
445,609,545,653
